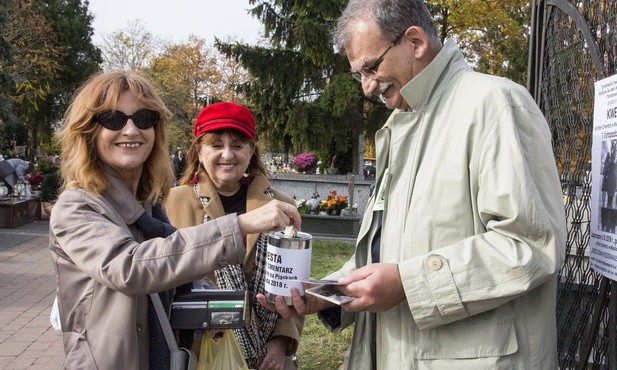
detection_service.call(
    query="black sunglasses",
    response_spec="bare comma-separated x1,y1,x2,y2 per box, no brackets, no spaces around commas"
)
96,109,160,131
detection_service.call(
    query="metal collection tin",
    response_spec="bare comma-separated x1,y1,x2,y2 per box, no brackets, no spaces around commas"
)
264,231,312,305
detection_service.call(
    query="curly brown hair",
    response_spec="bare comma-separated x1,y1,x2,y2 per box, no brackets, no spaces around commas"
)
56,70,174,204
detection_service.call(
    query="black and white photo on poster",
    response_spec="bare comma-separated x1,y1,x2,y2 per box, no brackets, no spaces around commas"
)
590,73,617,280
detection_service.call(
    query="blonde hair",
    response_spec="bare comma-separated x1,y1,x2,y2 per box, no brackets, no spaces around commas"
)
179,130,267,186
56,70,174,203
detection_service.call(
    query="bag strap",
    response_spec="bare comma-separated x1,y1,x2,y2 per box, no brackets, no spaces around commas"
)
149,293,179,352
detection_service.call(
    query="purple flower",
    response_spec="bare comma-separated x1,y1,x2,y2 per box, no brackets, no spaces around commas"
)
293,152,317,171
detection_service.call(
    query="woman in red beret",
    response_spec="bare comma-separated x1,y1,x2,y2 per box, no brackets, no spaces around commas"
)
164,102,302,370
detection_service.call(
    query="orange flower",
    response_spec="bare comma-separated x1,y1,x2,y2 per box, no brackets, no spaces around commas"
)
320,190,348,215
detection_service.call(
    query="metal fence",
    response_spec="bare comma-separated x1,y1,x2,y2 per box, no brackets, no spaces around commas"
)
528,0,617,368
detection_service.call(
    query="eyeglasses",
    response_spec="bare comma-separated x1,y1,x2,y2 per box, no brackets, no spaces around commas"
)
96,109,160,131
351,32,404,82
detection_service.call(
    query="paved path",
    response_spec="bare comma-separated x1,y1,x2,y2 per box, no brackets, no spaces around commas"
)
0,220,64,369
0,220,354,369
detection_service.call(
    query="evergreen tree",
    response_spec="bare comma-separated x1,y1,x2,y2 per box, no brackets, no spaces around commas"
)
32,0,101,149
0,0,16,127
2,0,64,158
216,0,391,174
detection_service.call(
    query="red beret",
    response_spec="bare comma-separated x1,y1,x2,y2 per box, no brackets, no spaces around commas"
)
193,102,256,139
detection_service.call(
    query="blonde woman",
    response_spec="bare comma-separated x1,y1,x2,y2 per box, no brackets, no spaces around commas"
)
50,71,300,369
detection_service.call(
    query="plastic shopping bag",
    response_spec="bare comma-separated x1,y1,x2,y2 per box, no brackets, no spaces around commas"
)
196,335,218,370
50,296,61,330
211,331,249,370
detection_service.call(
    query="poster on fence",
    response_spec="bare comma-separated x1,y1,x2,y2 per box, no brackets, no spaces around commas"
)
590,73,617,280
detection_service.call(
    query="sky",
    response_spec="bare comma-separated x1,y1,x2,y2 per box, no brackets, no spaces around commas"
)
87,0,263,46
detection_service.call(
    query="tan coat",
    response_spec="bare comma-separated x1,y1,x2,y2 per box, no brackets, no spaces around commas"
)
323,40,567,369
164,173,303,353
50,175,245,369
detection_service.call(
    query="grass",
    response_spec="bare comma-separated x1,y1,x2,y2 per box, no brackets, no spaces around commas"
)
296,239,355,370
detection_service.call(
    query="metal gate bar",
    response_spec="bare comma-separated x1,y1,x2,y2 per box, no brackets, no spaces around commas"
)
529,0,617,368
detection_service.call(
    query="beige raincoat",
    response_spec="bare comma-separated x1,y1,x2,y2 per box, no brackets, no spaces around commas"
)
322,40,566,369
51,174,245,369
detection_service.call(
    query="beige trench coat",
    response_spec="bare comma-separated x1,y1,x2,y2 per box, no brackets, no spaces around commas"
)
323,40,567,369
50,174,245,369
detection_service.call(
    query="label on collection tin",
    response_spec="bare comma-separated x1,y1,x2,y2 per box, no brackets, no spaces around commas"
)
264,243,311,296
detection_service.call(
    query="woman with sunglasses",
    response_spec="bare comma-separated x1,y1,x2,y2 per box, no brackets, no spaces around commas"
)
49,70,300,369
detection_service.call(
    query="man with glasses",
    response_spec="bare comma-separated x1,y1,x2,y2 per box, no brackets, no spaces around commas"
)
349,31,404,83
259,0,566,368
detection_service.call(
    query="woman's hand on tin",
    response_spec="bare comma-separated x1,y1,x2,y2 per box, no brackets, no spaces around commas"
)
238,200,301,235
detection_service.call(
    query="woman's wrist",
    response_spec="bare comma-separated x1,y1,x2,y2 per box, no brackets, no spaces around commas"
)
268,335,293,354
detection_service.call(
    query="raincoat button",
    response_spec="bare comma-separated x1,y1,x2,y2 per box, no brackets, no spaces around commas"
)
428,256,442,271
136,323,142,332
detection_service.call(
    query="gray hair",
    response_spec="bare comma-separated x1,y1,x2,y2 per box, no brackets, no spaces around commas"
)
333,0,440,55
